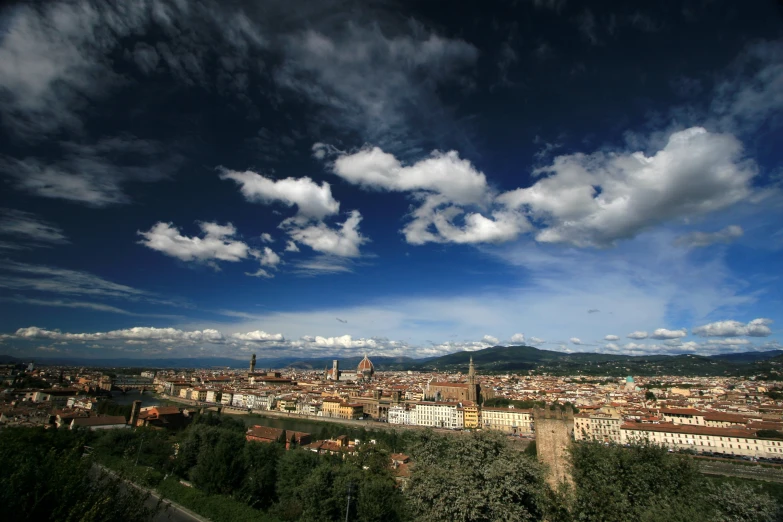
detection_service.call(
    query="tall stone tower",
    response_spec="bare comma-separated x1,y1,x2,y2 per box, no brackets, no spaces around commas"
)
249,354,256,373
534,407,574,488
467,357,478,403
332,359,339,381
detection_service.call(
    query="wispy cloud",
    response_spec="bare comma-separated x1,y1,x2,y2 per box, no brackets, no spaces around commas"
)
0,209,68,246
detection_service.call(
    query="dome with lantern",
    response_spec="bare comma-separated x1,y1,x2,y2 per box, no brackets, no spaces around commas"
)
357,354,375,379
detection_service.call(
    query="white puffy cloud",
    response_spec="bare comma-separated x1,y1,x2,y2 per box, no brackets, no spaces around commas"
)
260,233,274,243
482,335,499,345
256,247,281,267
604,334,620,341
498,127,757,247
138,221,254,265
403,195,529,245
320,127,758,249
15,326,224,343
675,225,743,248
330,148,490,205
693,318,773,337
529,337,545,345
219,169,340,222
0,208,68,245
284,241,300,252
510,333,526,343
650,328,688,340
627,331,648,339
569,337,582,345
231,330,284,342
324,147,529,245
285,210,366,257
302,335,380,350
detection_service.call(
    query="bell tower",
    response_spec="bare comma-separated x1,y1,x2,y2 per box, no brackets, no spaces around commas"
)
467,356,478,403
249,354,256,373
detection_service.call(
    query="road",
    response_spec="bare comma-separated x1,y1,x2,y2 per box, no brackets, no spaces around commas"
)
149,490,208,522
95,464,209,522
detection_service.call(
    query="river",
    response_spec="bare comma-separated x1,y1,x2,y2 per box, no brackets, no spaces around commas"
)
109,390,165,407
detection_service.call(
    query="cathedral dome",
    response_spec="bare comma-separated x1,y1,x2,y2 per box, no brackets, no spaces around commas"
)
358,354,374,376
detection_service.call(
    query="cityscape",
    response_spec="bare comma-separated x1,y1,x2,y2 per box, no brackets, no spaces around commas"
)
1,0,782,521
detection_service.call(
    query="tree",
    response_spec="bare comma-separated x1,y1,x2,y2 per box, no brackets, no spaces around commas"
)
189,429,246,495
273,449,322,520
706,482,781,522
0,427,160,522
567,441,712,522
406,430,545,521
645,390,657,402
240,441,284,510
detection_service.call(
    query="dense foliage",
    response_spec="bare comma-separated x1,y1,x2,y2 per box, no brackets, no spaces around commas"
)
406,430,544,521
0,428,159,522
553,441,782,522
2,413,782,522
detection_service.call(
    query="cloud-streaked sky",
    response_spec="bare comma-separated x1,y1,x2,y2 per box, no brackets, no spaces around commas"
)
0,0,781,360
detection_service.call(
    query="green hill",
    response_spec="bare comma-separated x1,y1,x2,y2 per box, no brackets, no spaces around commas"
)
403,345,757,377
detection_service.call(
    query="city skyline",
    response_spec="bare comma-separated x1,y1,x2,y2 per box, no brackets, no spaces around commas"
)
0,1,782,360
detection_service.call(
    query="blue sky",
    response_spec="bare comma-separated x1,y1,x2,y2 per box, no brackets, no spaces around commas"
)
0,0,781,360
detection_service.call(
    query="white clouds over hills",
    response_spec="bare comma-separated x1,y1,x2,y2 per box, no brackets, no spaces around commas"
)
16,326,224,343
693,318,773,337
650,328,688,340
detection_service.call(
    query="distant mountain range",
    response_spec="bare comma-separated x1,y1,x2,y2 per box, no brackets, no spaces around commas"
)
399,345,783,376
2,346,782,376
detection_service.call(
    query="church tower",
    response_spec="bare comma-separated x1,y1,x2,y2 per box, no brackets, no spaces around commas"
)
467,356,479,403
249,354,256,373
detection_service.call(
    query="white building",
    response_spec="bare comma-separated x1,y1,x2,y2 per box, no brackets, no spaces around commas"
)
620,422,783,459
231,392,247,408
481,407,534,435
388,405,412,425
412,402,462,429
255,395,276,411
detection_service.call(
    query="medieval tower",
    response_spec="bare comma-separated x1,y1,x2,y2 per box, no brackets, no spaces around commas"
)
249,353,256,373
534,406,574,488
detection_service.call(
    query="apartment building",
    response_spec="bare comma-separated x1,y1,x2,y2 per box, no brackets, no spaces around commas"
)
481,407,533,435
412,402,463,429
463,404,480,429
574,410,622,443
388,404,412,425
620,422,783,459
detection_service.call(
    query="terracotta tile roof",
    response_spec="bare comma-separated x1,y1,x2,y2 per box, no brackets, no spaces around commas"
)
71,415,127,426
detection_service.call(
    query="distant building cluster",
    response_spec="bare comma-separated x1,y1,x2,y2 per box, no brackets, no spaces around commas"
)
3,354,783,464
